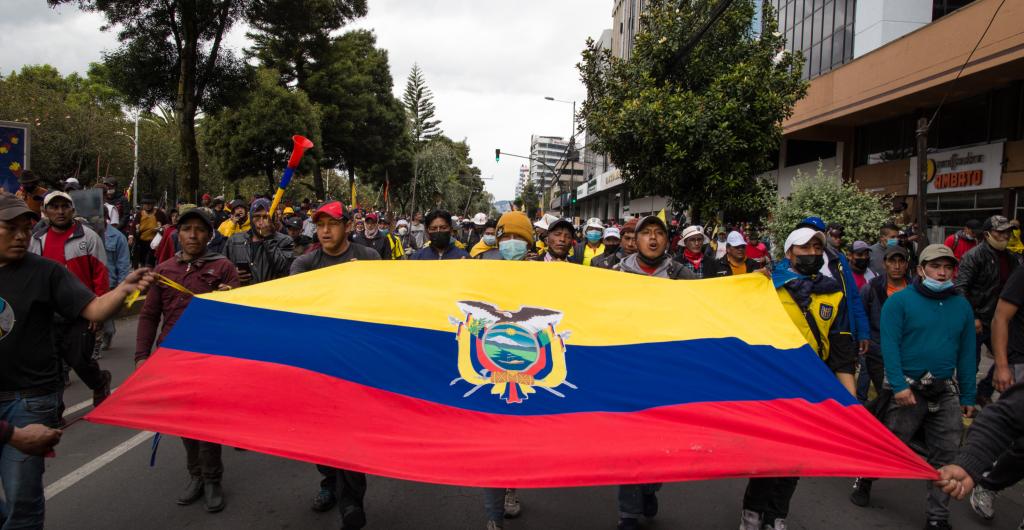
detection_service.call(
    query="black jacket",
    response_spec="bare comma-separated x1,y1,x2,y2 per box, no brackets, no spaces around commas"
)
954,240,1021,323
704,256,760,277
352,231,393,260
859,274,910,359
591,249,625,269
223,230,294,285
955,382,1024,482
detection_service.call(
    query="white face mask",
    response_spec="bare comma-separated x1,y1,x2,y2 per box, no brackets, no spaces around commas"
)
398,227,408,236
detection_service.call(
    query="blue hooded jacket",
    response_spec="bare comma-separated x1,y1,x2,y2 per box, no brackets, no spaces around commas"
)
775,248,870,342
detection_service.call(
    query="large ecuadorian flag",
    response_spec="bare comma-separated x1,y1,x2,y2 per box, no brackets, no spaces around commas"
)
89,261,936,486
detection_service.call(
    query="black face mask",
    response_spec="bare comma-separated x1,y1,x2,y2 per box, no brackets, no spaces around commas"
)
605,245,620,255
429,231,451,249
638,252,666,267
853,257,869,270
793,254,824,276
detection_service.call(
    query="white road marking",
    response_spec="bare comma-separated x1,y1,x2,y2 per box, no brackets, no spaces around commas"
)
62,387,119,418
44,430,155,500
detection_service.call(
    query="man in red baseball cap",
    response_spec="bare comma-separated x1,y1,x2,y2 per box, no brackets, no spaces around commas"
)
351,212,393,260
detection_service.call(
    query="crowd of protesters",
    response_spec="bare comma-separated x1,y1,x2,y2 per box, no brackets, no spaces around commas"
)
5,169,1024,530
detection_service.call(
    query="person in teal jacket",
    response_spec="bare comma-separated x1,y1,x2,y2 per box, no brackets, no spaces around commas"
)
851,244,975,529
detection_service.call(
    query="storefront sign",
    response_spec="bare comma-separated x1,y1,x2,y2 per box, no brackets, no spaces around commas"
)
909,142,1003,195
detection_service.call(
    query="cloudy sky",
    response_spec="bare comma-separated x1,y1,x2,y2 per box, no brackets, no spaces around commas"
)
0,0,613,201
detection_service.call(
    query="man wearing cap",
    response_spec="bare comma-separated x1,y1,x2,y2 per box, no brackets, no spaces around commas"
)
217,199,251,239
576,218,606,266
29,191,113,408
741,227,854,530
395,219,415,255
705,231,760,278
351,213,394,260
136,206,239,513
533,214,558,255
945,219,981,261
129,195,170,268
853,245,911,407
288,201,376,528
591,227,623,269
471,219,499,258
956,215,1021,367
284,216,312,256
850,244,975,529
676,225,709,278
1,193,153,528
849,240,877,290
224,198,295,285
13,171,48,216
530,218,579,263
466,212,488,250
613,216,694,279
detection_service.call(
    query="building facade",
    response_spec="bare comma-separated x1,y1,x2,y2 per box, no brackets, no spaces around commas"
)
528,135,568,195
765,0,1024,242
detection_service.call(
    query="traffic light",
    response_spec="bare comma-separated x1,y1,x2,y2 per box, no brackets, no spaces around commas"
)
571,190,577,204
495,148,500,162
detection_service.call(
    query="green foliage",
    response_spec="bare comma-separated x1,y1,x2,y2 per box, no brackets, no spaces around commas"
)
515,179,541,215
407,136,491,216
579,0,807,221
203,69,321,193
766,164,892,257
0,64,133,187
402,64,442,143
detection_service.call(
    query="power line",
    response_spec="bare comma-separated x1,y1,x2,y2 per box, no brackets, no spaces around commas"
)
927,0,1007,127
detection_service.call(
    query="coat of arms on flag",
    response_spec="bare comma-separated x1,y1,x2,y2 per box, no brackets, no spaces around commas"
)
450,301,575,404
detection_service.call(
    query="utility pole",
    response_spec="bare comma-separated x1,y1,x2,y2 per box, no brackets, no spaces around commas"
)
915,117,930,247
132,113,139,208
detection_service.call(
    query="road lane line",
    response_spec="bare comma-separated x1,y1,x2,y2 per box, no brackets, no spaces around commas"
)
44,430,155,500
62,386,120,418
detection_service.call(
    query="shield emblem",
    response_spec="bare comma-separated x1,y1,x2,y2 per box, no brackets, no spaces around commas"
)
819,303,834,321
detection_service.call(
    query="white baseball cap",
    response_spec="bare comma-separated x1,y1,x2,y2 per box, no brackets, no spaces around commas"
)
472,212,488,226
533,213,559,230
784,227,826,253
602,227,621,240
726,231,746,247
585,217,604,231
43,191,75,208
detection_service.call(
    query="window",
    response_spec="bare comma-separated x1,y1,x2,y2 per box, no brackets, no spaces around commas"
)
775,0,854,80
933,0,977,21
786,139,836,167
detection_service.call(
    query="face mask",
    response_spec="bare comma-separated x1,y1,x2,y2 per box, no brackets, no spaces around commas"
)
482,235,497,247
586,231,602,243
364,227,379,238
398,227,408,236
963,232,975,241
987,234,1009,251
886,238,899,248
605,244,620,255
793,254,824,276
429,231,450,249
922,277,954,292
853,257,869,270
499,239,528,261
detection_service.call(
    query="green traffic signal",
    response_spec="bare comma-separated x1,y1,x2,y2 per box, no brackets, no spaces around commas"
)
495,148,500,162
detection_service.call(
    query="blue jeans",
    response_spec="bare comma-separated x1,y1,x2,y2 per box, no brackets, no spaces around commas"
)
1,392,60,530
618,483,661,519
483,488,505,522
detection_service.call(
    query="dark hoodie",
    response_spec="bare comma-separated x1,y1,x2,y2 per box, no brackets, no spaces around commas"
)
135,250,240,362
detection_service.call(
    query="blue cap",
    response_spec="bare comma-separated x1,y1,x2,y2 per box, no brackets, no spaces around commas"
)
796,216,826,231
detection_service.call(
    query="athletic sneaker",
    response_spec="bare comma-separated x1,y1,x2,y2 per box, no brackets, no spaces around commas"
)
503,488,521,518
763,518,787,530
924,520,952,529
740,509,762,530
486,521,502,530
970,485,996,520
850,478,873,507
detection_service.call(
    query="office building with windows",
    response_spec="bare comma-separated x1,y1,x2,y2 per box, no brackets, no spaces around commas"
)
762,0,1024,241
528,135,568,195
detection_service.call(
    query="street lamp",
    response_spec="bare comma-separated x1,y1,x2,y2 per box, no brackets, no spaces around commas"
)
544,96,578,218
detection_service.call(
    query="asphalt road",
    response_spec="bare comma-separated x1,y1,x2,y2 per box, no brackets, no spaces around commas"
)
40,316,1023,529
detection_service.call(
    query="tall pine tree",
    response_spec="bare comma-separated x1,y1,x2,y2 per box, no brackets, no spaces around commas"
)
402,63,442,214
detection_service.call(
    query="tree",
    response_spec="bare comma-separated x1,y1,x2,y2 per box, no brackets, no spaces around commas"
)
52,0,365,201
0,64,134,187
402,63,443,215
305,30,407,206
766,164,892,258
203,69,321,193
515,179,541,215
578,0,807,222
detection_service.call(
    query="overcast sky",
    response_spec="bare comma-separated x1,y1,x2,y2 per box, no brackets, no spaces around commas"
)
0,0,613,201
